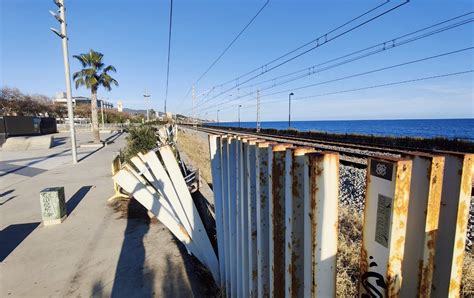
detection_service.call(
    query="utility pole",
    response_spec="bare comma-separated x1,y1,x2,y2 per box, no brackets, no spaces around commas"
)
50,0,77,164
143,93,150,122
238,104,242,128
192,85,196,127
288,92,294,128
256,89,261,132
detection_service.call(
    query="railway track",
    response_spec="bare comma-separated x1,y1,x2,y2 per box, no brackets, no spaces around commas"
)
181,125,416,168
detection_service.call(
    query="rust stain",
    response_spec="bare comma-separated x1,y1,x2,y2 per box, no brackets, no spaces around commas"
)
425,157,444,232
387,159,412,297
271,150,286,297
418,230,437,297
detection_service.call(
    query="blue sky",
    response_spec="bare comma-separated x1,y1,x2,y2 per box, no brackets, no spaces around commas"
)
1,0,473,121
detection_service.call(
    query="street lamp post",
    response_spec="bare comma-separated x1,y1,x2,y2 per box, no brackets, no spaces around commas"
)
238,105,242,128
217,109,220,124
288,92,294,128
143,93,151,122
50,0,78,164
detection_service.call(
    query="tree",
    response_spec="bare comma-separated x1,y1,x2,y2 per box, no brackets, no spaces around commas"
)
73,49,118,143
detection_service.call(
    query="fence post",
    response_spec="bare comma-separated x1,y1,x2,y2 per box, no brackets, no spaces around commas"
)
236,137,243,297
221,136,231,296
229,137,238,297
303,152,339,297
400,154,444,296
360,157,412,297
269,144,292,297
209,135,226,290
285,147,315,297
241,138,255,297
248,139,261,297
432,153,473,297
256,142,273,297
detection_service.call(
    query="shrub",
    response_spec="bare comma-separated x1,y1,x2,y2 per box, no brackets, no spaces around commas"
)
121,125,158,162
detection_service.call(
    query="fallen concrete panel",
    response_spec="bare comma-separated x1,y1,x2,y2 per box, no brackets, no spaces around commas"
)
209,135,226,289
159,145,220,284
113,169,191,246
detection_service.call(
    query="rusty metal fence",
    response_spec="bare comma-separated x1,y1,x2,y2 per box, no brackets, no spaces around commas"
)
209,134,473,297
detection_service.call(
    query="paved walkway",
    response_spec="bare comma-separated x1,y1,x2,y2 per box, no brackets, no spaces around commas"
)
0,132,217,297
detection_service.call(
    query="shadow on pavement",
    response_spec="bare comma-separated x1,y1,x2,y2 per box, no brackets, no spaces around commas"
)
0,222,40,262
110,199,155,297
67,186,93,216
165,236,220,297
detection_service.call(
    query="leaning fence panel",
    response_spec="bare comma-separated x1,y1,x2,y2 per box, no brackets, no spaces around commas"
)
209,135,226,289
221,136,231,296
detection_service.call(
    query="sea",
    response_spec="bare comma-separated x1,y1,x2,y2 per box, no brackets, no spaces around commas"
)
208,118,474,141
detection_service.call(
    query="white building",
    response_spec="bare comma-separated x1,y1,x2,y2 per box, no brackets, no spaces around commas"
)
53,92,114,109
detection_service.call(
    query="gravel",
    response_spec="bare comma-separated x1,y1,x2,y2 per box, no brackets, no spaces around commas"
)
338,164,474,252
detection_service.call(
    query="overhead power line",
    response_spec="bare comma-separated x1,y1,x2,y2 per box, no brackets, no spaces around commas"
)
164,0,174,113
251,70,474,107
208,48,473,112
237,12,474,92
179,0,270,104
193,15,473,111
199,0,409,105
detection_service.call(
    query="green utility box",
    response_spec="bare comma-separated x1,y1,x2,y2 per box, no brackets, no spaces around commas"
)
40,187,67,226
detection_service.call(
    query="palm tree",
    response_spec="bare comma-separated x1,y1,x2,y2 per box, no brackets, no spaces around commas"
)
73,49,118,143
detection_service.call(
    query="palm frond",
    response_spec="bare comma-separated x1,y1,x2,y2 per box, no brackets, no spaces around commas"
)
103,65,117,73
74,77,85,89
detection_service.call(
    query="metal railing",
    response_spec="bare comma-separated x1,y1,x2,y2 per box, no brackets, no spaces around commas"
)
209,134,473,297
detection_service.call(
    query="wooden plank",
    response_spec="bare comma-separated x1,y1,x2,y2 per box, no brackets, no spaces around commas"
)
269,144,292,298
303,152,339,297
432,153,473,297
360,157,412,297
209,135,226,289
285,147,315,297
158,145,220,284
400,154,444,297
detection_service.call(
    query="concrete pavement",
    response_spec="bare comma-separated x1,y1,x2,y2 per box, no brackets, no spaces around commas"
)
0,132,217,297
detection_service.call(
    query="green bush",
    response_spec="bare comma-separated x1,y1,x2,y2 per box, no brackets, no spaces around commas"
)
121,125,158,162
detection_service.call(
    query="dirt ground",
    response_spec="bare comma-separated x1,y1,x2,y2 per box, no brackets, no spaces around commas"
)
176,126,473,297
